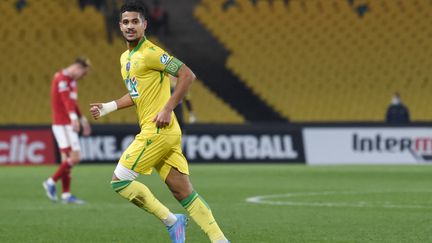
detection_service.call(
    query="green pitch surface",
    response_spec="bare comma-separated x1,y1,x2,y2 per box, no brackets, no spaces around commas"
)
1,164,432,243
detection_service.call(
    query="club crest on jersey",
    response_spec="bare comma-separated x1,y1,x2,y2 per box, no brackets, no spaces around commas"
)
160,53,170,64
125,77,139,98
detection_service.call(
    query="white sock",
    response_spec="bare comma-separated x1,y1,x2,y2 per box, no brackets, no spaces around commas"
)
162,213,177,227
61,192,71,199
46,178,55,185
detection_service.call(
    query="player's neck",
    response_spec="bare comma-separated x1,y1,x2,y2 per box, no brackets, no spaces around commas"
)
64,67,76,79
127,37,145,51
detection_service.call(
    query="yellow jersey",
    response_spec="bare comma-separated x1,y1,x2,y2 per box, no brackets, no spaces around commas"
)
120,38,184,135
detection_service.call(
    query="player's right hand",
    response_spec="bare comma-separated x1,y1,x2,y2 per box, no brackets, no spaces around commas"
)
153,108,172,129
89,103,103,120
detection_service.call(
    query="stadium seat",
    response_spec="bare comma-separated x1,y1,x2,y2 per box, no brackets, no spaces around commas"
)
0,0,243,125
195,0,432,121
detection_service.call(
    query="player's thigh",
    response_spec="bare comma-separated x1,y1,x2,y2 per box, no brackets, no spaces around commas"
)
52,125,80,153
155,136,190,181
119,133,167,175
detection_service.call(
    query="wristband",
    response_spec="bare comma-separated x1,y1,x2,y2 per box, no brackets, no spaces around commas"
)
98,101,117,117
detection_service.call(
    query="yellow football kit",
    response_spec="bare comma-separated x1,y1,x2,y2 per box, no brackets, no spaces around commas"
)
118,38,189,179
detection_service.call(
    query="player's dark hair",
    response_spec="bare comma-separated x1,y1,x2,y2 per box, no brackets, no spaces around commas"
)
120,0,147,20
74,57,91,68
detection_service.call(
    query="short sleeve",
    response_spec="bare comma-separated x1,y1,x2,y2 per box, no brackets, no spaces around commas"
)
145,46,184,76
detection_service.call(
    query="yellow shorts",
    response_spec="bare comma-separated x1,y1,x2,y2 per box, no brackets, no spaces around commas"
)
119,133,189,181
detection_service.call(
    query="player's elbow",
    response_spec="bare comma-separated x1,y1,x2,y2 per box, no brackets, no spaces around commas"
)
179,64,196,84
187,73,196,87
189,69,196,82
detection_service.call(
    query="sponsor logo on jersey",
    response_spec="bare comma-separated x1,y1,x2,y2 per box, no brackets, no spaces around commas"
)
160,53,170,64
125,77,139,98
58,80,69,92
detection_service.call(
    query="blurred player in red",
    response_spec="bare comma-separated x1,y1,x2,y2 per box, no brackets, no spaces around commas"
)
43,57,91,204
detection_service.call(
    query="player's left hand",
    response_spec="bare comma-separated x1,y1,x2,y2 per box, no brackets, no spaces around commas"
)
153,108,172,128
81,117,92,136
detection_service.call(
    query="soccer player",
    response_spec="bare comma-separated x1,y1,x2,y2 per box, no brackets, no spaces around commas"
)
43,57,92,204
89,2,229,243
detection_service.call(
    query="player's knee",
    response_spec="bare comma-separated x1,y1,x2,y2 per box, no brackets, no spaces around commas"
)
172,191,188,201
165,175,193,201
169,186,193,201
112,173,120,181
111,164,139,195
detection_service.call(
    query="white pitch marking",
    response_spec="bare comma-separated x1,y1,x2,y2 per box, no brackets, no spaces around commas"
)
246,191,432,209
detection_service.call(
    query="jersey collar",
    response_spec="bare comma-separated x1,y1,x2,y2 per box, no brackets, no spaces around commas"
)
128,37,146,59
62,69,72,78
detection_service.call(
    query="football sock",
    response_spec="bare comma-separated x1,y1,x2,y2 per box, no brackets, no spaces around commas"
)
111,180,177,226
181,191,227,243
61,164,72,193
162,213,178,227
51,160,72,182
62,192,72,199
46,177,55,185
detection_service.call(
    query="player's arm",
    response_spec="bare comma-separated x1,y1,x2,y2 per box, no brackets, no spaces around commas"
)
74,107,91,136
89,93,134,120
169,74,197,123
145,47,195,128
58,82,80,132
164,64,195,111
153,64,196,128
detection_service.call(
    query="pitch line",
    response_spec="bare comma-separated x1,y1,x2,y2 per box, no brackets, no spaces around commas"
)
246,191,432,209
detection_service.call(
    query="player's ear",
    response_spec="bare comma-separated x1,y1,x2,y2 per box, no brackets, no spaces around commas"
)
142,19,147,30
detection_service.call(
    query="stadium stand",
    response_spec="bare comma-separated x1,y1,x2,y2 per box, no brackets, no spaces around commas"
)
194,0,432,121
0,0,243,125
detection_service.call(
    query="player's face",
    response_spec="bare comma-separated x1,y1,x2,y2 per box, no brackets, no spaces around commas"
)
75,66,89,80
120,11,146,42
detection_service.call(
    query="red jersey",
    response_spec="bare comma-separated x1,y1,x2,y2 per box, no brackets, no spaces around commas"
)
51,70,81,125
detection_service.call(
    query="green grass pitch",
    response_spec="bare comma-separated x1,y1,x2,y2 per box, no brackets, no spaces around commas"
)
1,164,432,242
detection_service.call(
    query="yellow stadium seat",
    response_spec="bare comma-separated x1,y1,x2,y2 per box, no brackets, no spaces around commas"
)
195,0,432,121
0,1,243,125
